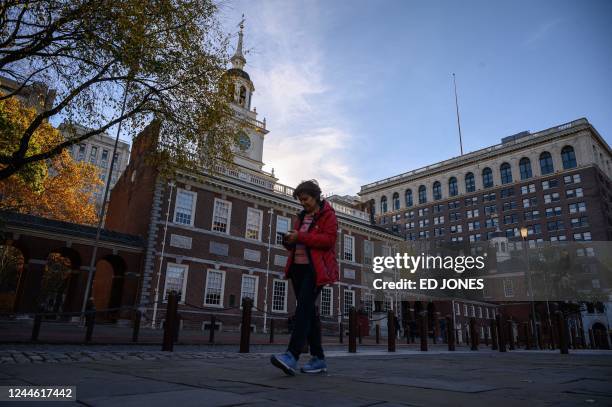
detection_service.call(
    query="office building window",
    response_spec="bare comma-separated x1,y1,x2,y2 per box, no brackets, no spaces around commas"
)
465,172,475,192
540,151,554,175
482,167,493,188
561,146,577,169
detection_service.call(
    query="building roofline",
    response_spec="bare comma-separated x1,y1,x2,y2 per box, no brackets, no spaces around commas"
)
359,118,610,195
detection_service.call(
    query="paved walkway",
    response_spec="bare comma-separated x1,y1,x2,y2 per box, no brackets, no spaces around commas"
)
1,345,611,406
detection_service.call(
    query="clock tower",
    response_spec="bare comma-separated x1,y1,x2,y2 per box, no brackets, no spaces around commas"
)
224,18,269,172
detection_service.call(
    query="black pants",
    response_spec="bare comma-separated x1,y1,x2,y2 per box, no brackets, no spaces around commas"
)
287,264,324,360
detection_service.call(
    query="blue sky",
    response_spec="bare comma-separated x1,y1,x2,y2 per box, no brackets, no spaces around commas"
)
218,0,612,196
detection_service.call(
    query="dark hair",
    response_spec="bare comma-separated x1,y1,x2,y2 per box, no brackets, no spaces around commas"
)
293,179,322,201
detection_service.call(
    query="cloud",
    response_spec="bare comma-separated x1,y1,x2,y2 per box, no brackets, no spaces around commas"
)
226,0,361,196
524,19,563,46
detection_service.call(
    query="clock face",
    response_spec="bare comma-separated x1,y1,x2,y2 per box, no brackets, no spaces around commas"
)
238,132,251,151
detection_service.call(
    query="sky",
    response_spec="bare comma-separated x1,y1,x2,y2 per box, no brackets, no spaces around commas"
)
216,0,612,196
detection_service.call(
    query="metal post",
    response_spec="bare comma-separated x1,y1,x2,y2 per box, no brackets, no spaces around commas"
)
208,315,216,343
269,318,275,344
375,324,380,344
349,307,357,353
388,310,396,352
556,311,568,354
239,297,253,353
446,315,455,351
419,311,428,352
132,310,141,343
496,314,506,352
263,208,273,333
31,314,42,342
469,318,478,351
162,291,178,352
490,319,498,350
84,298,95,343
152,181,176,328
80,81,132,317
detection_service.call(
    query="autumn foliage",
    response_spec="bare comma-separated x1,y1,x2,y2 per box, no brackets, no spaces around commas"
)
0,95,101,224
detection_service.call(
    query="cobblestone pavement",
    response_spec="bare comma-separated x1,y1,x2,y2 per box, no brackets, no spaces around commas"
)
1,348,611,406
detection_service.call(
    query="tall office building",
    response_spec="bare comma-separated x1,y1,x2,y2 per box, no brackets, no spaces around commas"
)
60,123,131,211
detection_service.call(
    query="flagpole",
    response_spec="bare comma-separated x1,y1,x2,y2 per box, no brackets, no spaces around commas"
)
452,73,464,156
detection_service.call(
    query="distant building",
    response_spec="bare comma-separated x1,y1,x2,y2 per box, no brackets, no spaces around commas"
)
59,123,131,211
0,75,56,113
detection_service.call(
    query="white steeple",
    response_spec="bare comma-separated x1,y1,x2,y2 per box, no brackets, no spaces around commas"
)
231,15,246,70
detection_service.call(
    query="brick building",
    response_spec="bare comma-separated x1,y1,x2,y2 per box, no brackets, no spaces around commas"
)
104,25,402,334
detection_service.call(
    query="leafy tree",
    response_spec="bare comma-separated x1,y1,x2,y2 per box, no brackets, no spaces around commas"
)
0,94,101,224
0,0,236,182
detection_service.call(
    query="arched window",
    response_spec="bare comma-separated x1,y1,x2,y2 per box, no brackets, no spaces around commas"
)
539,151,554,175
448,177,458,196
465,172,475,192
519,157,532,180
405,189,413,207
482,167,493,188
380,196,387,213
239,86,247,106
561,146,577,169
433,181,442,200
392,192,400,211
500,162,512,184
418,185,427,204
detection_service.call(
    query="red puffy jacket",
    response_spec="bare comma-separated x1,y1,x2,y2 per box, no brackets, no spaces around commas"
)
283,200,339,287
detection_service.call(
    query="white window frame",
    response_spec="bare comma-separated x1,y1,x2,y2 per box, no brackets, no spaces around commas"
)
204,269,226,308
320,286,333,317
275,215,291,245
173,188,197,226
162,263,189,304
271,279,288,313
245,207,263,241
343,234,355,262
343,289,355,319
212,198,232,234
239,274,259,308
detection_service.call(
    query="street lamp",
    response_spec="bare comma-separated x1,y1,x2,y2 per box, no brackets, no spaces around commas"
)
520,226,540,349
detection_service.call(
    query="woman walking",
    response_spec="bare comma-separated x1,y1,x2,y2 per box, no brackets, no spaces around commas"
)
271,180,339,375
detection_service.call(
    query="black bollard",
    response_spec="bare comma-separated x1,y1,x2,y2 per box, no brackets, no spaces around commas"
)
446,316,455,351
348,307,357,353
469,318,478,351
209,315,216,344
496,314,506,352
132,310,141,343
239,297,253,353
31,314,42,342
339,322,343,343
269,318,274,344
376,324,380,344
556,311,568,354
419,311,428,352
162,291,178,352
388,311,396,352
85,298,95,343
490,319,498,350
